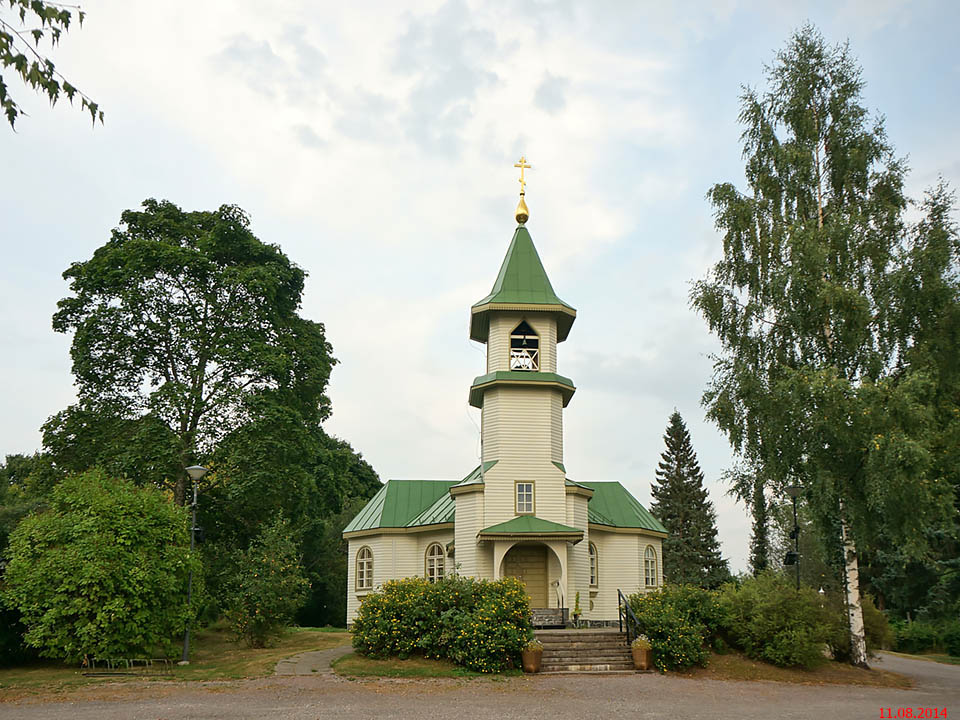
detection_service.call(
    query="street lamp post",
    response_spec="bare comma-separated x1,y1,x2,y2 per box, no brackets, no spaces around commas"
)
785,485,802,591
180,465,208,664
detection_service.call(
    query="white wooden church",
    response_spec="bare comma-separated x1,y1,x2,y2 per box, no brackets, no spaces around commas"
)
343,163,666,625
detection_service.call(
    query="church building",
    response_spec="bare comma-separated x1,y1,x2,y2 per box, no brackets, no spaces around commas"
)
343,159,667,625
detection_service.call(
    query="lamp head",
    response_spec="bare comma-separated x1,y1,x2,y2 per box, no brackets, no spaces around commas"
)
785,485,802,500
185,465,209,481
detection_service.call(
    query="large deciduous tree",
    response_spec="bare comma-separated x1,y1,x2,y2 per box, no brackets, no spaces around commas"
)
691,25,958,666
650,411,729,588
51,198,336,505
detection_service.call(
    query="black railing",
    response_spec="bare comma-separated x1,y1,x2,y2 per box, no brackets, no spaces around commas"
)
617,589,643,646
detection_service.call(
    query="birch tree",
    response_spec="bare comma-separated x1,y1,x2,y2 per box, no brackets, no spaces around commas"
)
692,25,956,667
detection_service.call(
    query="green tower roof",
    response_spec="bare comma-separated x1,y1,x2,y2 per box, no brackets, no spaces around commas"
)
470,225,576,343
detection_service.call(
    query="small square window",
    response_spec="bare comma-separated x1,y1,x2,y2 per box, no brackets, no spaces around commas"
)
516,482,534,513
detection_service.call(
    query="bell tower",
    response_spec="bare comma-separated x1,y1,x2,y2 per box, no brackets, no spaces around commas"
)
453,158,582,584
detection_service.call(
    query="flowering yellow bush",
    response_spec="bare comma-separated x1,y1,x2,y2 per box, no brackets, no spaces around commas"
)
351,576,532,672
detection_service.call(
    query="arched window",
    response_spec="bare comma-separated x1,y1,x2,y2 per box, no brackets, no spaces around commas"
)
644,546,658,587
589,542,598,587
356,546,373,590
425,543,445,582
510,321,539,371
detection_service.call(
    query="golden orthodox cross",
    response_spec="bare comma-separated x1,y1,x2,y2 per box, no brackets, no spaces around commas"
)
514,156,531,194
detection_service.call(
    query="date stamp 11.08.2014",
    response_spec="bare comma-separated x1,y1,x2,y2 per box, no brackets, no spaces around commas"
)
881,709,948,719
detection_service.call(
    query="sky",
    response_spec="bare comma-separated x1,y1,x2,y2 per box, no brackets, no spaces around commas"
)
2,0,958,573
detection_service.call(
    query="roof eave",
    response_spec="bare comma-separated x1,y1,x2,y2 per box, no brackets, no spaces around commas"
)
470,303,577,343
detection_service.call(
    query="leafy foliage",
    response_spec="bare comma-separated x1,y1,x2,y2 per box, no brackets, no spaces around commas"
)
691,24,960,657
628,584,723,671
1,469,200,661
825,593,891,661
891,621,940,655
51,199,337,505
718,572,831,669
351,576,532,673
0,0,102,127
223,515,309,648
650,411,729,588
943,622,960,657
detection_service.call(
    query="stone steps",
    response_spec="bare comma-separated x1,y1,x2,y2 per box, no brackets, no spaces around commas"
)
536,629,634,673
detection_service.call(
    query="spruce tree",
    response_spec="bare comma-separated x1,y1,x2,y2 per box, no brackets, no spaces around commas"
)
650,411,729,588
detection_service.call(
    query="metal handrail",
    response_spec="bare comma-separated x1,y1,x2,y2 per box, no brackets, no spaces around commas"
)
617,589,643,646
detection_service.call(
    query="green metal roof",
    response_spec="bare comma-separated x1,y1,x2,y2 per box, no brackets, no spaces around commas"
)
581,482,668,534
342,479,457,533
478,515,583,535
454,460,498,487
407,490,456,526
468,371,576,408
470,226,576,343
342,477,666,537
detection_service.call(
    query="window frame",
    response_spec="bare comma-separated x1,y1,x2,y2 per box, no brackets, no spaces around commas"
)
515,481,535,514
589,542,598,588
644,545,658,588
424,542,445,583
356,545,374,591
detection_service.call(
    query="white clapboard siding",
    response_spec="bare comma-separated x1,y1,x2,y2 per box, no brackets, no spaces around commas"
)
486,313,558,373
587,532,663,621
346,529,455,623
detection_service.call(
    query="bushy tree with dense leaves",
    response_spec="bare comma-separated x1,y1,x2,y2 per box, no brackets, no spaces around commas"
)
1,469,200,661
223,515,309,647
51,198,337,506
650,411,729,588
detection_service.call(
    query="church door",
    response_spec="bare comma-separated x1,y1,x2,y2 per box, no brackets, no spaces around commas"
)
503,543,549,608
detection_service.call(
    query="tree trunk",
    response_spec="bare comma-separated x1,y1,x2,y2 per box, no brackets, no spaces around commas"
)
840,503,869,668
174,473,187,506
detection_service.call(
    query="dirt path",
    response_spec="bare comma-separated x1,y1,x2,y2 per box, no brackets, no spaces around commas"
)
2,651,956,719
274,645,354,676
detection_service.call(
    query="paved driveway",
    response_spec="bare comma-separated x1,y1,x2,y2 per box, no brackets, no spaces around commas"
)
2,652,957,720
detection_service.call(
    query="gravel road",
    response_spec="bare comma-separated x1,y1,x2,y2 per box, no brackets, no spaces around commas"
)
1,652,956,720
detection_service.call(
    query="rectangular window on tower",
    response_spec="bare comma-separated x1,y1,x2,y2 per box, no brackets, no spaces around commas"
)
516,482,534,514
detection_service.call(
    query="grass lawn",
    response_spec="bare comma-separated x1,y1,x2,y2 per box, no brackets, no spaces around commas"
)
883,650,960,666
332,653,524,679
0,624,350,699
678,651,911,688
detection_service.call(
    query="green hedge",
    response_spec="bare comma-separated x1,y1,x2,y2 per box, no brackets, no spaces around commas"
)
628,585,722,671
718,572,831,669
351,576,532,673
943,622,960,657
892,620,960,656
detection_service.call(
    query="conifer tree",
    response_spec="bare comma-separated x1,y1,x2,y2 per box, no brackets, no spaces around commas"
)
650,411,729,588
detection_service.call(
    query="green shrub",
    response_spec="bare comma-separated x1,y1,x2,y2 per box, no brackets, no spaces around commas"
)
718,572,830,669
1,470,201,661
892,621,940,654
942,622,960,657
826,594,892,662
351,576,531,673
628,585,721,671
224,515,310,648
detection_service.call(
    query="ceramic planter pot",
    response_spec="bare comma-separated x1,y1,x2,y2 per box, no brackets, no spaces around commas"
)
631,646,652,671
521,648,543,673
